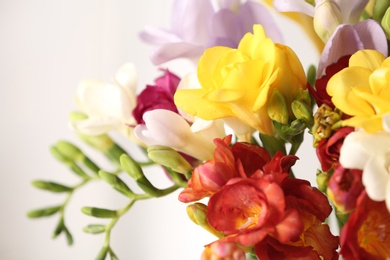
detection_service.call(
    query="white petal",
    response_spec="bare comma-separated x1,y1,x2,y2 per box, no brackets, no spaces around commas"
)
338,131,369,169
383,114,390,133
70,117,121,136
113,63,138,94
273,0,315,16
362,156,388,201
142,109,191,148
76,80,132,121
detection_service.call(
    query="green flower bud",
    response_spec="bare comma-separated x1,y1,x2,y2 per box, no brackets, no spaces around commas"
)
81,207,118,218
373,0,390,23
316,170,330,193
55,141,84,162
186,203,223,238
83,224,106,234
381,7,390,39
147,145,193,174
267,89,289,124
120,154,144,180
32,180,73,193
52,218,64,238
306,65,317,87
27,205,61,218
98,170,134,197
291,100,314,126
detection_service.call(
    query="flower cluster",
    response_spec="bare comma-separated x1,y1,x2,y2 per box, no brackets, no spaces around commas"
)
29,0,390,259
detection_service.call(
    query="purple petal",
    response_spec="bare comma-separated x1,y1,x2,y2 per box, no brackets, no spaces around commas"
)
139,26,181,45
239,1,283,43
171,0,214,44
354,19,388,57
209,9,243,48
149,42,204,65
317,24,363,78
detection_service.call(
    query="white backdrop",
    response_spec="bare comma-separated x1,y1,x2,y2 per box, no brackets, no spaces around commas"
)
0,1,320,259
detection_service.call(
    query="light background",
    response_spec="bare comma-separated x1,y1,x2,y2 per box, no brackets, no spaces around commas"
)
0,1,321,259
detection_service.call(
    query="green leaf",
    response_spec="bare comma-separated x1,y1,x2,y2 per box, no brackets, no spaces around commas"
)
27,205,61,218
32,180,73,193
83,224,106,234
81,207,118,218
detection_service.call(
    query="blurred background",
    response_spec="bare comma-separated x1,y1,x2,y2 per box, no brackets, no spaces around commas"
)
0,0,319,259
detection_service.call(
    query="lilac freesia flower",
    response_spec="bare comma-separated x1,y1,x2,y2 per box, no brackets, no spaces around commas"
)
132,69,180,124
317,19,388,78
139,0,282,65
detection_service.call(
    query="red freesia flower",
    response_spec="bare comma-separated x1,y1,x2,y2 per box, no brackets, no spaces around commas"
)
207,177,304,246
327,164,364,213
316,126,354,172
308,55,350,108
340,191,390,259
132,69,180,124
178,135,271,202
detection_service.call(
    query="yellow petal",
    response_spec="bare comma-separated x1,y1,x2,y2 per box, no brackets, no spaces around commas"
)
349,50,385,72
197,46,233,90
327,67,375,116
238,25,267,58
342,115,383,133
174,88,233,119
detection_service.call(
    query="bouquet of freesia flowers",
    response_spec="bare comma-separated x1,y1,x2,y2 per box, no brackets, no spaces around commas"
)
28,0,390,259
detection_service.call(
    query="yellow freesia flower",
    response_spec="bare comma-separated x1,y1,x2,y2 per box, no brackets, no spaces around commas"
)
174,24,307,135
327,50,390,132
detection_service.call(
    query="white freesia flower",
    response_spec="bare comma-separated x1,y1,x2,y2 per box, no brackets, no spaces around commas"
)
134,109,225,161
339,114,390,211
70,63,137,139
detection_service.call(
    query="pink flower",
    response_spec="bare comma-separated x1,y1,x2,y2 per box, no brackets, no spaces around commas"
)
201,241,246,260
327,164,364,213
132,69,180,124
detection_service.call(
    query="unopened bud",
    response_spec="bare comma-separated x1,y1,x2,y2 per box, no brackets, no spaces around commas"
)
81,207,118,218
373,0,390,23
147,145,192,174
27,205,61,218
316,170,330,193
186,203,223,238
267,89,289,124
98,170,134,198
32,180,73,193
55,141,84,162
291,100,314,126
314,1,342,42
381,7,390,39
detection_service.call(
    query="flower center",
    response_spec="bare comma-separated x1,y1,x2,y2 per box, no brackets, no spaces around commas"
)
358,210,390,257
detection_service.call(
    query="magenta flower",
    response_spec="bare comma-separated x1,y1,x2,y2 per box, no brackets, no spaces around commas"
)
132,69,180,124
139,0,282,65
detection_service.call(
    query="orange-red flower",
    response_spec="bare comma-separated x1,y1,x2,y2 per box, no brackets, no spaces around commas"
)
340,191,390,260
207,177,303,247
178,135,271,202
